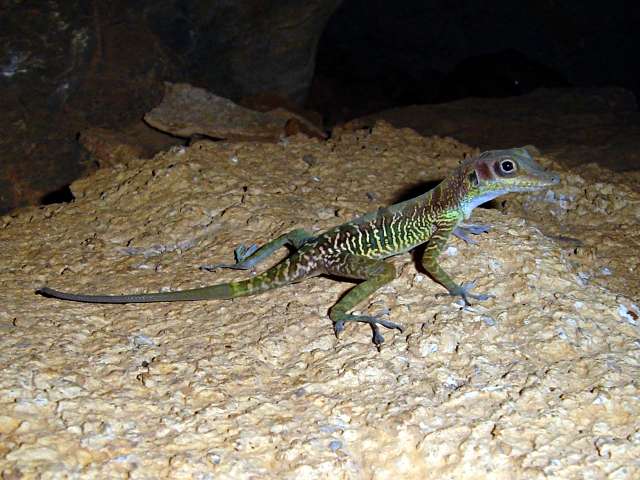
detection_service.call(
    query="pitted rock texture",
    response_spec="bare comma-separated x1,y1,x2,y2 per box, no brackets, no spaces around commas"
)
1,123,638,478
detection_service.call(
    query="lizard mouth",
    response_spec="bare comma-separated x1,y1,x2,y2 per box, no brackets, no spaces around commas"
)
523,170,561,189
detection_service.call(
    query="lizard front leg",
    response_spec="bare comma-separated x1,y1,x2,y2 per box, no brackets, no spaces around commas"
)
201,228,315,271
452,223,490,244
422,217,490,305
325,254,403,346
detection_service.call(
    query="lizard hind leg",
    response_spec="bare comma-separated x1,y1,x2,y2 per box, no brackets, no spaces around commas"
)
325,254,403,347
200,228,315,271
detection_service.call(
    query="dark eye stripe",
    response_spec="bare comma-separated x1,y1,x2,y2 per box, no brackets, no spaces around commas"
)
476,162,492,179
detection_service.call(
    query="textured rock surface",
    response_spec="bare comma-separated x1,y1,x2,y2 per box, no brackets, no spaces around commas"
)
145,83,325,141
1,123,639,478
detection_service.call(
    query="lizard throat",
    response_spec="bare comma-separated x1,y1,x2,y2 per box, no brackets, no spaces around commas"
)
461,190,508,219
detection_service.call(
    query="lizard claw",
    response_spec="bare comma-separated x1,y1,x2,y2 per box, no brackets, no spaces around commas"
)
438,280,492,306
370,323,385,348
199,262,251,271
234,243,258,262
453,224,491,245
332,312,404,346
199,243,259,271
461,224,490,235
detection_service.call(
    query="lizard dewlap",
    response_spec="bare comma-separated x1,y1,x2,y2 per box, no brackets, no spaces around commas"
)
37,147,560,346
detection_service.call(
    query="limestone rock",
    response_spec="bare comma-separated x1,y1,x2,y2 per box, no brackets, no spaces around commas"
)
1,123,638,478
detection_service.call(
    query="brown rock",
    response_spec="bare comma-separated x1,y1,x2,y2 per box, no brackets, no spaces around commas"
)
145,83,325,141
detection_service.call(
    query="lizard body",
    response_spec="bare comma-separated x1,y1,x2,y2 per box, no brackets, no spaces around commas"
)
38,147,560,345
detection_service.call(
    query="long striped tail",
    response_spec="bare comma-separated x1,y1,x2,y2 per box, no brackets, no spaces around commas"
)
36,257,307,304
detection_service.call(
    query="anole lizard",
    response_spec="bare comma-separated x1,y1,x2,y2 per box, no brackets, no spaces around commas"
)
37,147,560,346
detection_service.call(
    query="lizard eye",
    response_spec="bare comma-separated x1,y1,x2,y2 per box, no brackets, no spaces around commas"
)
498,158,517,175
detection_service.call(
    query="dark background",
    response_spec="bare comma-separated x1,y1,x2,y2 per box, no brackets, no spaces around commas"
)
1,0,638,214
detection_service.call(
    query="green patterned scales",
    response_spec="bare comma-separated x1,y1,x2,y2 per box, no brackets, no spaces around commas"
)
38,148,560,346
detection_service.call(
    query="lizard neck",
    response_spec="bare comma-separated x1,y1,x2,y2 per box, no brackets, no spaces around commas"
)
410,168,472,221
431,163,506,220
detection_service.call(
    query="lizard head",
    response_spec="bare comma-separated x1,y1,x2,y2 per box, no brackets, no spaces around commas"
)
457,147,560,218
468,147,560,193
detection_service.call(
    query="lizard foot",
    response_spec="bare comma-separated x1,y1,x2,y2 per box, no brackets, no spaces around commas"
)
437,281,493,306
453,224,491,245
333,313,404,347
200,243,259,271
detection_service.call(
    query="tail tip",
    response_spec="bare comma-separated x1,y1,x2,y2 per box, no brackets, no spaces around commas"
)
36,287,55,297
